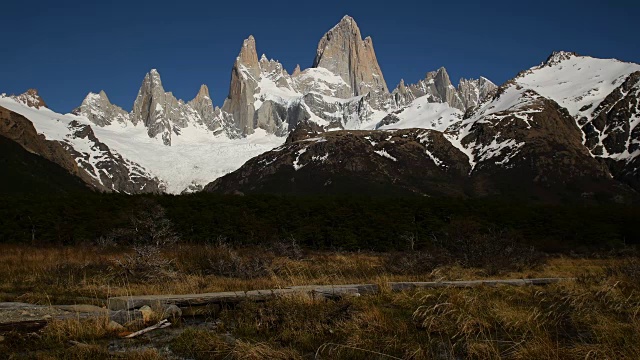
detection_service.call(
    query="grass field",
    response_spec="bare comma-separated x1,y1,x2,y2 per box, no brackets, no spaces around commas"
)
0,244,638,359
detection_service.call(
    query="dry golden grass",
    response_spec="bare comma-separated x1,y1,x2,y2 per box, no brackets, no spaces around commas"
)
0,243,603,304
0,244,638,359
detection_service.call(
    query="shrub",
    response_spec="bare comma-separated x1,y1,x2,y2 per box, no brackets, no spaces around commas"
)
437,219,545,275
97,199,179,248
207,242,273,279
109,245,175,283
383,250,451,276
174,240,273,279
606,256,640,287
269,237,304,260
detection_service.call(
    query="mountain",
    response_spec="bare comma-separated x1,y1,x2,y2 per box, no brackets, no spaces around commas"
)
204,127,471,196
0,104,103,191
5,16,638,200
130,69,234,145
217,15,494,138
391,68,497,111
0,134,90,194
1,90,282,194
510,51,640,193
73,90,130,127
10,89,47,109
313,15,389,105
205,52,640,202
0,102,163,193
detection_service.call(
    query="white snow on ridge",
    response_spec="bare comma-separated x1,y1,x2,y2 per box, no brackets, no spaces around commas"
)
516,55,640,118
374,97,463,132
0,96,284,194
477,137,525,164
442,85,545,171
253,73,300,109
293,67,351,97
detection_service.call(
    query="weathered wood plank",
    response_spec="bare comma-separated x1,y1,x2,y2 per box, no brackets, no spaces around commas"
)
107,278,571,311
0,278,574,330
0,302,142,333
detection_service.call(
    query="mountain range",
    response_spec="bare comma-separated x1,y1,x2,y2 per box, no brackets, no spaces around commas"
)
2,16,640,201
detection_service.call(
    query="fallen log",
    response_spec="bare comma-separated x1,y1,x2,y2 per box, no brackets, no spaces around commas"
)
0,302,142,333
107,278,571,311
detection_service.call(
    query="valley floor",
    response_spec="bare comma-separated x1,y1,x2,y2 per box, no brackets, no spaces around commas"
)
0,245,638,359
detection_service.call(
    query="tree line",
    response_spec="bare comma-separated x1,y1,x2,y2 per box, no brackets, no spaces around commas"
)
0,192,638,252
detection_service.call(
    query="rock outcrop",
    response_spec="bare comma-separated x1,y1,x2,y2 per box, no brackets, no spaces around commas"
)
393,67,485,111
204,69,637,202
62,120,164,193
457,77,498,110
580,71,640,190
10,89,47,109
543,51,580,67
130,70,228,145
73,90,130,127
221,36,262,136
0,105,105,191
187,84,226,135
312,15,389,107
204,128,470,196
131,69,183,145
2,91,164,194
581,71,640,157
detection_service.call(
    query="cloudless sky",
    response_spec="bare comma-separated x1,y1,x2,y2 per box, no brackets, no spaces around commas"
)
1,0,638,113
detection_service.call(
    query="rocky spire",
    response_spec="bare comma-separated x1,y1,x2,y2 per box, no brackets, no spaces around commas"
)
221,36,263,135
544,51,579,67
312,15,389,101
131,69,165,127
292,64,302,77
429,67,465,110
457,77,498,110
131,69,186,145
392,67,496,112
190,84,212,107
396,79,408,95
392,79,416,108
73,90,130,126
237,35,260,78
188,84,221,132
10,89,47,109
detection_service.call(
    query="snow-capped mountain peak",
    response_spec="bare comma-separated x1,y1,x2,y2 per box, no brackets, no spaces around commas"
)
73,90,130,127
392,67,495,112
9,89,47,109
3,15,536,196
312,15,389,101
543,51,579,67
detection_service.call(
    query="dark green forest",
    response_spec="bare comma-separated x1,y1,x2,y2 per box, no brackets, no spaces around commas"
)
0,192,638,252
0,136,89,194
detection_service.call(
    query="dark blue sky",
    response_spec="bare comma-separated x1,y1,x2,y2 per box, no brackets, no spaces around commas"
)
1,0,638,113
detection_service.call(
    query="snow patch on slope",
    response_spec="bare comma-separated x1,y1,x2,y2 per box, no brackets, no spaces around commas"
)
517,55,640,118
0,96,284,193
293,147,309,170
375,98,463,132
374,149,397,162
